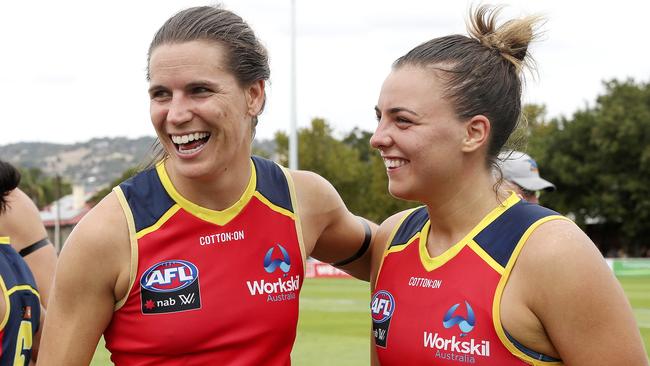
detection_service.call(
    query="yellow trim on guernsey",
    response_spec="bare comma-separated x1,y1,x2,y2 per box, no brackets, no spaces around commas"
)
113,186,140,311
280,166,306,272
156,160,257,227
419,193,520,272
0,276,10,330
467,240,505,275
492,214,572,366
0,236,10,244
252,192,296,220
376,207,420,277
136,205,182,240
6,285,40,299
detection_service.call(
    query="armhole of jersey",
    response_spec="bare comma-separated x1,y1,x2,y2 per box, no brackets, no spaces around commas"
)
113,186,140,311
492,215,571,366
375,208,419,284
0,275,10,330
280,167,306,275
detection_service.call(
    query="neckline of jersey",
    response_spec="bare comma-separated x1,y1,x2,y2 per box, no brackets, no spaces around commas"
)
155,159,257,226
418,192,521,272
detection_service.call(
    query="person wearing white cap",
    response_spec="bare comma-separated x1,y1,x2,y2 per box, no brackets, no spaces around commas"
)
499,151,555,204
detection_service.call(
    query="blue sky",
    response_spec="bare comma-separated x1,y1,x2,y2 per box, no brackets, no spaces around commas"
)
1,0,648,145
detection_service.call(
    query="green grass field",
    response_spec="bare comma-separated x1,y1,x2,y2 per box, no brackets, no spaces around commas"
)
91,276,650,365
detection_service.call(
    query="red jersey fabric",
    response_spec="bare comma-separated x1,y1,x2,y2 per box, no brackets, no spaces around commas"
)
373,194,566,365
104,156,305,366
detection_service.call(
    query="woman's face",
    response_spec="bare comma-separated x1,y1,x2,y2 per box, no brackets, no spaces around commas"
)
148,40,263,180
370,65,468,201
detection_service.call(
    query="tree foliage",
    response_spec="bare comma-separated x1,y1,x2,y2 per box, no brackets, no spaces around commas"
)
527,79,650,251
274,119,415,223
88,166,140,206
17,167,71,209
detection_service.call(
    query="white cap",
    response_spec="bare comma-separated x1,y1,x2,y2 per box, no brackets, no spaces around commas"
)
498,151,556,192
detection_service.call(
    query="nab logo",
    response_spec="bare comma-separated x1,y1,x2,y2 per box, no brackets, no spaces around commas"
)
442,300,476,337
264,244,291,274
141,260,199,293
371,290,395,323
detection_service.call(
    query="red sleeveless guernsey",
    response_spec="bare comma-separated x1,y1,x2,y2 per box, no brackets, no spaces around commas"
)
372,194,567,365
104,156,305,366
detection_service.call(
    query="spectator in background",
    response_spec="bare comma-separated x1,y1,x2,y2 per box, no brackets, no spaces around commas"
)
0,160,57,307
498,151,555,204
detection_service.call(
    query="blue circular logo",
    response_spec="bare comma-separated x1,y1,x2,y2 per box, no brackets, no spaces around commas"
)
371,290,396,323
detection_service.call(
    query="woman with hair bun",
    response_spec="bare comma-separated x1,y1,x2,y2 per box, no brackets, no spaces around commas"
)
369,5,647,365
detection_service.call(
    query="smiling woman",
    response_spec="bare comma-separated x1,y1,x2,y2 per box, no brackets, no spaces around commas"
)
36,5,377,366
368,4,648,366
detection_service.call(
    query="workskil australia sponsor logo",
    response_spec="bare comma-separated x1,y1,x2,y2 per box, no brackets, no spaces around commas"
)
371,290,396,348
424,301,490,363
140,259,201,314
247,244,300,302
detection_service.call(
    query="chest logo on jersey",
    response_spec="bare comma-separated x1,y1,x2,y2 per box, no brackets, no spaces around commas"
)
371,290,395,348
424,300,491,363
264,244,291,274
246,244,300,303
140,260,202,315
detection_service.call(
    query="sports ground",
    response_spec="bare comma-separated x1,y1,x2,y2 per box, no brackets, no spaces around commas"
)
91,277,650,365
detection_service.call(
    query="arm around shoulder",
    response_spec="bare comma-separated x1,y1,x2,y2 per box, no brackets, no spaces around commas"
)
289,170,377,281
37,192,131,366
522,219,648,366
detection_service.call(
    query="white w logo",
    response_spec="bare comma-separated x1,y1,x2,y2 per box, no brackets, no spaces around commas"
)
178,293,196,305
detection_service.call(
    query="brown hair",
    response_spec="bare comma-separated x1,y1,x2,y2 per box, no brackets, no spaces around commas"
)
394,5,543,166
0,160,20,214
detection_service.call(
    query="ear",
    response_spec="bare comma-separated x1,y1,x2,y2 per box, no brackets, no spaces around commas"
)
461,114,490,153
245,80,265,117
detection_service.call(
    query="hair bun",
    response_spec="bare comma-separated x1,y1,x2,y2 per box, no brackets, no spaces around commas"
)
467,5,543,70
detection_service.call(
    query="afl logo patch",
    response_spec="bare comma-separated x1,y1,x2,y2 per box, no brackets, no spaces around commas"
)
140,260,201,315
371,290,395,323
141,260,198,292
371,290,395,348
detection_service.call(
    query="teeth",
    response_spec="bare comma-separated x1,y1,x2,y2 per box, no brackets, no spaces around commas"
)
384,158,407,169
178,144,204,155
171,132,210,145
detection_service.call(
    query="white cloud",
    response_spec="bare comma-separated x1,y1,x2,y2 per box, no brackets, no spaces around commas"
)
1,0,648,145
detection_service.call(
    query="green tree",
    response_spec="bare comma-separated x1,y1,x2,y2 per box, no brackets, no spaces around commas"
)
17,167,72,209
528,79,650,253
274,119,416,223
88,167,140,206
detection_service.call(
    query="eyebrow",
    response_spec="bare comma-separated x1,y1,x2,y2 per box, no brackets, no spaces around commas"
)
148,84,166,95
374,106,419,116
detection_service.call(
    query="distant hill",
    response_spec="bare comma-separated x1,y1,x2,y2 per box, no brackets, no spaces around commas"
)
0,136,276,192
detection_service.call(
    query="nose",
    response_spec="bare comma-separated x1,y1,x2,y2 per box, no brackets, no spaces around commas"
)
166,95,193,125
370,119,392,150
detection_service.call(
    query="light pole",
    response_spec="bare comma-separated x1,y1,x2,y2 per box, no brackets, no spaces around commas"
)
289,0,298,170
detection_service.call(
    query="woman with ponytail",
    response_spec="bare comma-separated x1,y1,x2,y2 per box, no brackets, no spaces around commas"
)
368,5,647,365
